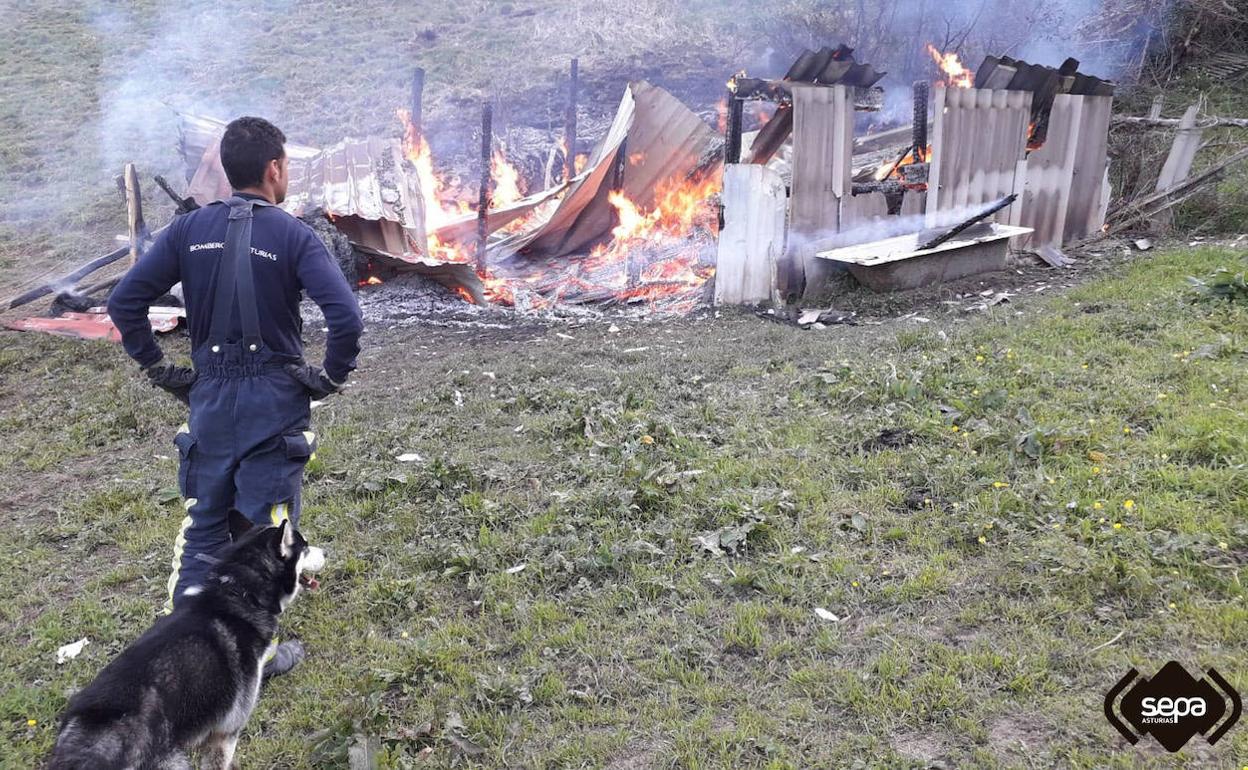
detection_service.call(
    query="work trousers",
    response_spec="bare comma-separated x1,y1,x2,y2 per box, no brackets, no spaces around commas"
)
165,342,315,611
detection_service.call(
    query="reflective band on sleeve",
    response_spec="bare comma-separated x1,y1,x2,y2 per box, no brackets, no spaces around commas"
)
163,513,194,615
270,502,289,526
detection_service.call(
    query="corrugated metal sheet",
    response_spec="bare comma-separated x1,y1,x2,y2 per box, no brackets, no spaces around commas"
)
179,114,454,270
926,86,1031,224
1019,93,1113,248
714,164,786,305
182,120,427,256
789,84,854,297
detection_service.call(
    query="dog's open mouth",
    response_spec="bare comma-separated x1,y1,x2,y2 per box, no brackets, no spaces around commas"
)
299,574,320,590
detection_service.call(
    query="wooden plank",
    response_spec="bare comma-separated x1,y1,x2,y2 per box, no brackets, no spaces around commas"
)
124,163,145,267
789,83,852,298
714,164,787,305
1155,103,1203,191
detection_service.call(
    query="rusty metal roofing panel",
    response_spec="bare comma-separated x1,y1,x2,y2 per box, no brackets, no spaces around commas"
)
179,114,429,263
495,81,719,259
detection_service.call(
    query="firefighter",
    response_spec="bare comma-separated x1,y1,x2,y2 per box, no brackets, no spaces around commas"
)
108,116,363,677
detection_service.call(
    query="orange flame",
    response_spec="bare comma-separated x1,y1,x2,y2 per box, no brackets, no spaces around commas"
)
397,108,472,233
491,146,526,206
925,44,974,88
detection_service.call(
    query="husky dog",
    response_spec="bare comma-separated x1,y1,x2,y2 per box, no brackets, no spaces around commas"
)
49,514,324,769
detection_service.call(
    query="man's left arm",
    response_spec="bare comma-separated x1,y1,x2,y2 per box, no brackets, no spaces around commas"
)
295,229,363,387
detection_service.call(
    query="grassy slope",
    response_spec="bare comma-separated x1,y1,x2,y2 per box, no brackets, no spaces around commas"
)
1,245,1245,768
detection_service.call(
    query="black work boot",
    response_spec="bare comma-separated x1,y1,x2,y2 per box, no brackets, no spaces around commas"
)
262,640,306,680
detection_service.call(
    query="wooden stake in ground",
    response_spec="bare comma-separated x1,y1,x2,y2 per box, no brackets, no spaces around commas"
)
411,67,425,146
123,164,145,266
564,58,578,184
477,102,492,272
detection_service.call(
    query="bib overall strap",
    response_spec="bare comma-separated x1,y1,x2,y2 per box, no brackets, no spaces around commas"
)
207,196,274,352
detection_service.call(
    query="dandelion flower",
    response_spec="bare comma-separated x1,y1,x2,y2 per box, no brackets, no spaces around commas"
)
1218,542,1229,550
975,355,985,362
951,425,960,433
27,719,36,727
640,435,654,445
1113,522,1123,530
1169,602,1177,609
1123,499,1135,510
1092,466,1101,475
851,581,859,588
1093,502,1103,510
993,481,1008,489
977,535,987,544
1123,427,1132,434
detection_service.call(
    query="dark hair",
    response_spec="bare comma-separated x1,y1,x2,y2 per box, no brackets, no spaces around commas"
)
220,116,286,189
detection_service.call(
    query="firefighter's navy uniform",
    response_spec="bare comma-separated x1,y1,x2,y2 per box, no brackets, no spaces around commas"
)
109,193,363,610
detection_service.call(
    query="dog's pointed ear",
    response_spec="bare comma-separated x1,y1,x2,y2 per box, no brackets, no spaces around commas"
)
227,509,254,541
274,519,294,558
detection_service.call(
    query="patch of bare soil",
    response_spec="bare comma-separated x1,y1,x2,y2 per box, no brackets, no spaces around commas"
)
891,730,949,765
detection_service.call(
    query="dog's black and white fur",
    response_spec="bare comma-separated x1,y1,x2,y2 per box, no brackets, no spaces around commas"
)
49,514,324,769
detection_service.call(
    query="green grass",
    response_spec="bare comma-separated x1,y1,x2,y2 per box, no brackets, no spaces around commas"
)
1,246,1245,767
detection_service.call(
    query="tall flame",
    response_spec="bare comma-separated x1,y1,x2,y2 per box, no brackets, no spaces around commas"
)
491,146,526,206
397,108,471,232
925,44,974,88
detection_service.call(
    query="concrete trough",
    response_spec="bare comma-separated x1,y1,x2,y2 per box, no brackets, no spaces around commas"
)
814,224,1033,291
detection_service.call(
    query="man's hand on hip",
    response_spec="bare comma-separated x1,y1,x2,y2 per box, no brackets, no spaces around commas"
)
284,363,342,400
144,360,197,405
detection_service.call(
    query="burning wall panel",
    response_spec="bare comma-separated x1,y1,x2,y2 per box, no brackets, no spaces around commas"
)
926,87,1031,225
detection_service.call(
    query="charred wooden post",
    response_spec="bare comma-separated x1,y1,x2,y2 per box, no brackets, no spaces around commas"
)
411,67,426,145
564,58,578,183
476,102,492,272
123,164,145,266
912,80,928,162
725,91,744,164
